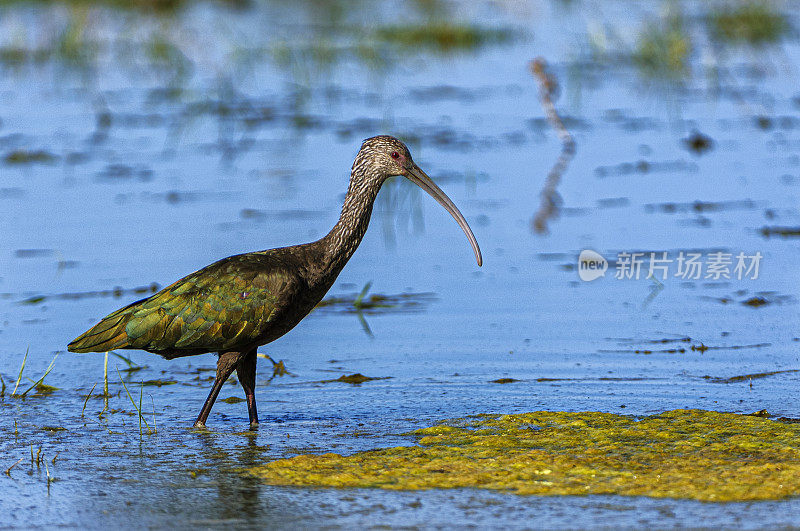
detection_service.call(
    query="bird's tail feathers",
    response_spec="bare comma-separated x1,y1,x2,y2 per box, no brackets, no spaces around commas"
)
68,311,132,353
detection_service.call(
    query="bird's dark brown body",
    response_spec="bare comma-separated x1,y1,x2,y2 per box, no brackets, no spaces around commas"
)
69,135,482,429
70,247,339,359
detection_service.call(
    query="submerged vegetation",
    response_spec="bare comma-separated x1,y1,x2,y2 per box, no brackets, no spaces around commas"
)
633,12,690,77
0,1,517,76
373,23,515,53
588,0,791,81
708,1,790,45
0,0,247,14
249,409,800,502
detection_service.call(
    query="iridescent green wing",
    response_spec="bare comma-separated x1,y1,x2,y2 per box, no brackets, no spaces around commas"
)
123,253,301,352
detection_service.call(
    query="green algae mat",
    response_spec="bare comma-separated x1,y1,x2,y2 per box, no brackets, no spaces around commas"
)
248,409,800,501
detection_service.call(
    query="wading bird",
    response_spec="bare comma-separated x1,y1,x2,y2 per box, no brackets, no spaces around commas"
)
69,136,482,429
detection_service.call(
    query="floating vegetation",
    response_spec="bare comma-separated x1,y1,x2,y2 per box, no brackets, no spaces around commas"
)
708,2,790,46
248,410,800,501
222,396,244,404
594,159,697,178
704,369,800,384
18,283,159,305
700,292,792,307
96,164,153,182
600,335,769,355
372,23,515,54
599,346,694,354
30,381,59,396
682,130,714,155
0,0,242,15
4,149,57,165
15,249,56,258
609,336,692,345
760,226,800,238
535,377,658,383
140,379,177,387
743,296,769,307
257,353,295,380
240,209,325,221
319,373,390,385
315,288,436,315
490,378,519,384
600,341,769,355
644,199,756,214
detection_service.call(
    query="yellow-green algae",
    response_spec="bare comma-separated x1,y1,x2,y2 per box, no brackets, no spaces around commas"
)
248,410,800,502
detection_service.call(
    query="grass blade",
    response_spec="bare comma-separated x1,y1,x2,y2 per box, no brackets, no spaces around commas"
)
353,281,372,309
138,380,143,435
19,354,58,397
12,347,29,396
81,383,97,417
111,352,136,368
117,369,150,434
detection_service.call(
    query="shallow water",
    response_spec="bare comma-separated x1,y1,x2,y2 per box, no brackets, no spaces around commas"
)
1,0,800,528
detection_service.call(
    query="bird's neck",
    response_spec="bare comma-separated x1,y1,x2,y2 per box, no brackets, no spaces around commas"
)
315,172,382,281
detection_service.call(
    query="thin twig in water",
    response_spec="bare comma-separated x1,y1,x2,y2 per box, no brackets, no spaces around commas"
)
5,457,22,476
530,57,576,234
81,383,98,417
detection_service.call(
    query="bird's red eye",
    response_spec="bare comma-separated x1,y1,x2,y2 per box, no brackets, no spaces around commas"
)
391,151,400,159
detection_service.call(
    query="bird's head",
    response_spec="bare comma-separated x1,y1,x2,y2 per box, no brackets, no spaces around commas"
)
354,135,482,267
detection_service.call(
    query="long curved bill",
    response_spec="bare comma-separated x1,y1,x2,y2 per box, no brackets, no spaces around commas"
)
405,163,483,267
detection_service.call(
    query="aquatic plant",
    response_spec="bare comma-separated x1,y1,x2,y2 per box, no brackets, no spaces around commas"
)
118,369,155,435
373,23,515,53
708,1,789,45
249,409,800,501
634,13,691,77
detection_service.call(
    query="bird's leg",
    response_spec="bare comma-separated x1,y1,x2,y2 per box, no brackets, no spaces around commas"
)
236,348,259,430
193,351,241,429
